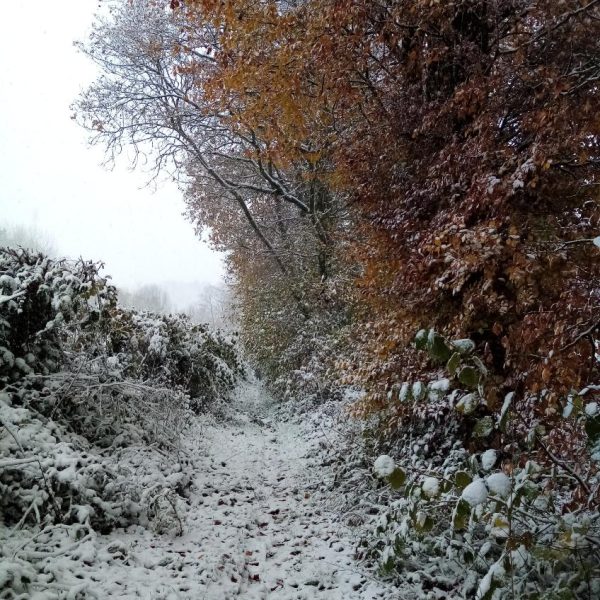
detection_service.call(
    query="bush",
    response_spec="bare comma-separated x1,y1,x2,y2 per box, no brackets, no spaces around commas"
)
348,330,600,599
0,247,244,596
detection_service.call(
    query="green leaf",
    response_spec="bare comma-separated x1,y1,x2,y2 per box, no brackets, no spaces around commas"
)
473,416,494,438
414,329,429,350
427,331,452,363
446,352,461,376
441,478,453,493
490,514,510,539
512,485,527,507
463,550,474,564
414,512,434,533
380,556,396,575
530,546,568,561
570,395,584,417
452,498,471,530
455,471,472,490
451,338,475,355
387,468,406,489
455,392,479,415
472,355,488,377
522,480,541,501
586,416,600,447
458,366,480,388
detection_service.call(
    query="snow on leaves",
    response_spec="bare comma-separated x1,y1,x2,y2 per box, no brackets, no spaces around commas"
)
0,248,244,597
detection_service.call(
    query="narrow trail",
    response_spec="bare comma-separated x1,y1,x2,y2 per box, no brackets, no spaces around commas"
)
92,380,395,599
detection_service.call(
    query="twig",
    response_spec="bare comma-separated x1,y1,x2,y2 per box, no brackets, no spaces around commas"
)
22,533,94,560
501,0,600,53
9,497,42,536
10,523,72,558
0,456,41,469
536,436,591,496
559,320,600,352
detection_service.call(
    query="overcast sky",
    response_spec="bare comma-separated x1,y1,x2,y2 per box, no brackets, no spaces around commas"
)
0,0,225,298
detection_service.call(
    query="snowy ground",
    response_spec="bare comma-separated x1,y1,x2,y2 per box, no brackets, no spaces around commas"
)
5,379,398,599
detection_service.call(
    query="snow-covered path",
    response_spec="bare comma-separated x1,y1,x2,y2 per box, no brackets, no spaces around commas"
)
89,380,395,599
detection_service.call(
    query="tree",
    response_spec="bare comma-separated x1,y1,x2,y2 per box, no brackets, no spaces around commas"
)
176,0,600,408
74,0,339,284
183,283,233,329
80,0,600,442
76,0,352,390
0,223,58,256
118,283,172,314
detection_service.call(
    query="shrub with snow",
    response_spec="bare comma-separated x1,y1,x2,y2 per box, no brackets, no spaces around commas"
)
0,248,244,597
336,330,600,598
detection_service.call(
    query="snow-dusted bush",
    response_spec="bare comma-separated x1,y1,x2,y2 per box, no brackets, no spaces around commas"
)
0,248,243,597
104,309,243,413
0,247,115,382
274,312,348,405
365,448,600,598
335,330,600,598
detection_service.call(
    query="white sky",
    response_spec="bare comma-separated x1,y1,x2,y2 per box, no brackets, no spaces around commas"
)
0,0,225,297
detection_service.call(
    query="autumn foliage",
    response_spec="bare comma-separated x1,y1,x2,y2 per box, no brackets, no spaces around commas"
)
172,0,600,427
77,0,600,468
